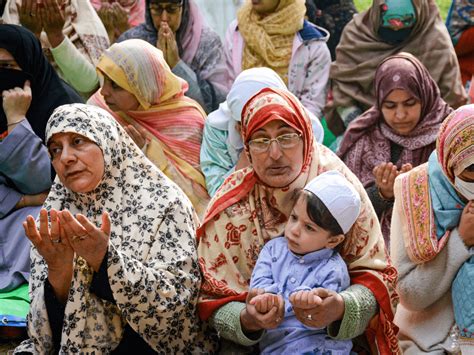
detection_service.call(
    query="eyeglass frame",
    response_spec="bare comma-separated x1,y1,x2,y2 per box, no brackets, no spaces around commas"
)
247,133,302,153
149,2,183,15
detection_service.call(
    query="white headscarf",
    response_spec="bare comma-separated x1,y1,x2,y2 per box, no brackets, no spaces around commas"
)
208,67,324,152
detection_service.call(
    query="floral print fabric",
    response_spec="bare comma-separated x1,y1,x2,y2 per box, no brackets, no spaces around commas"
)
15,104,215,354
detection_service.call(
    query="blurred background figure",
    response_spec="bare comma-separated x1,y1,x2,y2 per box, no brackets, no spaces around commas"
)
305,0,357,60
118,0,228,113
2,0,109,96
91,0,145,43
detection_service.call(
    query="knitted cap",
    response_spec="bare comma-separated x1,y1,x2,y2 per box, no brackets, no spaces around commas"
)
304,171,361,234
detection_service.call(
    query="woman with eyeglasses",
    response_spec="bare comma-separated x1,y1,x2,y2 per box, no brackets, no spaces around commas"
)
391,105,474,354
337,53,452,248
117,0,228,113
197,88,400,353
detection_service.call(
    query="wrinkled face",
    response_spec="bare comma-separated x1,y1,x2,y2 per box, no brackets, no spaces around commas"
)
149,1,183,33
0,48,21,70
284,195,332,254
248,119,304,188
100,76,140,112
49,132,105,193
381,89,422,135
251,0,280,14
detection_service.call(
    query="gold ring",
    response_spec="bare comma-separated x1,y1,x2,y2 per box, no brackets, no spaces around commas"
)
51,238,61,243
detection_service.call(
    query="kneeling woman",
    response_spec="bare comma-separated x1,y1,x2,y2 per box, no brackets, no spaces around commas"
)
15,104,215,353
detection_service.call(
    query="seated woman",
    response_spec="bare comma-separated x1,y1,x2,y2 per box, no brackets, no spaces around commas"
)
224,0,331,119
91,0,145,43
326,0,466,137
337,53,452,247
391,105,474,354
0,24,81,289
201,67,324,197
197,88,400,353
3,0,109,95
446,0,474,89
118,0,228,113
88,39,209,218
305,0,357,60
15,103,216,353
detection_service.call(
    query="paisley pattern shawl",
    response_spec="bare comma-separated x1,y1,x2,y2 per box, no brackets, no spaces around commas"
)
88,39,210,218
197,88,400,354
394,104,474,264
15,104,214,353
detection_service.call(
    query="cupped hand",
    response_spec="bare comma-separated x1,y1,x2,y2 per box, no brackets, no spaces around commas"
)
23,208,74,271
459,200,474,247
291,288,345,328
373,162,398,200
18,0,42,36
240,288,285,332
2,80,32,125
39,0,66,48
59,210,111,272
124,124,148,149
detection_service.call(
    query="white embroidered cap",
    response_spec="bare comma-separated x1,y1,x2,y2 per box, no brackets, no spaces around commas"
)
304,170,361,234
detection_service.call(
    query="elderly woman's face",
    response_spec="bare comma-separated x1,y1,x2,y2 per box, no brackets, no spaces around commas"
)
381,89,421,135
251,0,280,14
248,119,304,188
149,1,183,33
49,133,105,193
100,76,141,112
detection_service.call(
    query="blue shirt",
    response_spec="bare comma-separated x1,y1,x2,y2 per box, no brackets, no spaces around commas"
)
250,237,352,354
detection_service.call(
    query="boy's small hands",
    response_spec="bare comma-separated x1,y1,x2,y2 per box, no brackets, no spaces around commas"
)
250,293,282,314
289,289,323,309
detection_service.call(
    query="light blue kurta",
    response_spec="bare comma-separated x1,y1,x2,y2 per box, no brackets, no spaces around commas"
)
0,120,52,292
249,237,352,355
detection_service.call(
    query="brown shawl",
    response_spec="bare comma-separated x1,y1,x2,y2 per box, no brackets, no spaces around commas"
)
326,0,465,135
337,52,452,240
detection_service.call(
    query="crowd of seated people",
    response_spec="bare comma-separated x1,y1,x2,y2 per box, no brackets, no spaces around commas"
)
0,0,473,353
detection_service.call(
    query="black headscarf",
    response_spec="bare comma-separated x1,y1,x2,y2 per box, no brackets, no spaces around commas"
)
0,25,82,141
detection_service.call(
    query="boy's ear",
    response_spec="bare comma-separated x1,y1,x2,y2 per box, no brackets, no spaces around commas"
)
326,234,344,249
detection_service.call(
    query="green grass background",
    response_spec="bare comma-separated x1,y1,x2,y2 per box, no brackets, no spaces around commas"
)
354,0,452,20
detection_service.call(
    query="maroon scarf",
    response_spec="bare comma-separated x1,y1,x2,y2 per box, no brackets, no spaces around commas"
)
338,52,452,237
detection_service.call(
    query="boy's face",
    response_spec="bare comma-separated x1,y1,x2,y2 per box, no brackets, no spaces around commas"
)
284,195,342,255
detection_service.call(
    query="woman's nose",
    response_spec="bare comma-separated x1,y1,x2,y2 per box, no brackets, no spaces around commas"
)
268,140,283,160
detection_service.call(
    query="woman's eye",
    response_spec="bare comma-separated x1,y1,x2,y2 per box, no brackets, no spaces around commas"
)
49,147,61,156
405,99,417,106
383,103,396,109
289,214,296,221
111,81,120,89
73,137,84,145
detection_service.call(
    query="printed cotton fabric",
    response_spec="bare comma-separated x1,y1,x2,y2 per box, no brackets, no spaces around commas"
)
15,104,214,353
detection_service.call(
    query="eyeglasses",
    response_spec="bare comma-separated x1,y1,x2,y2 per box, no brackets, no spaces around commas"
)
248,133,302,153
149,3,183,15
